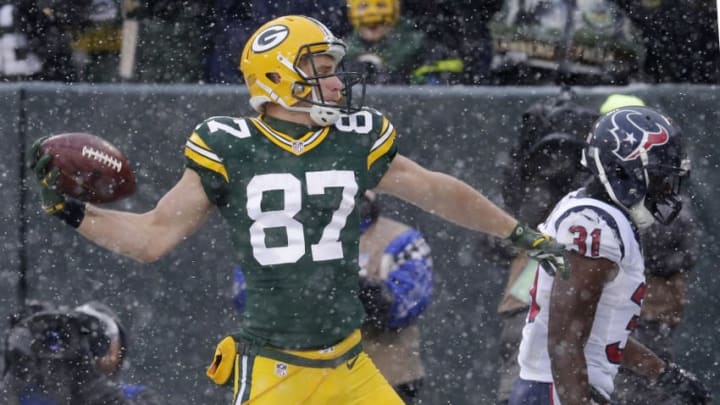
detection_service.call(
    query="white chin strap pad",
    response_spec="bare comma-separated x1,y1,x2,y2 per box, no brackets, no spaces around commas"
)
310,106,340,126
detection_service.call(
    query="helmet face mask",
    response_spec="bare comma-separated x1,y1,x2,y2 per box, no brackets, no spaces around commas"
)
292,45,366,117
241,16,366,126
644,160,689,224
582,107,690,228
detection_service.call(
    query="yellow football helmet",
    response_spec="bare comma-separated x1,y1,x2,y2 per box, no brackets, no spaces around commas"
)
240,15,364,126
347,0,400,30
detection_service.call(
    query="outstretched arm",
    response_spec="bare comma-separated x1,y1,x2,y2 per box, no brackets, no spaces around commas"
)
376,154,517,238
377,154,568,276
78,169,212,263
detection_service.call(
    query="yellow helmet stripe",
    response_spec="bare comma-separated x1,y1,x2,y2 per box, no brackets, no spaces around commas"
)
185,133,229,182
367,119,396,169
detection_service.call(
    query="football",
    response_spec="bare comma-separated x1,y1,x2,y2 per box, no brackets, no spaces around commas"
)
38,132,136,204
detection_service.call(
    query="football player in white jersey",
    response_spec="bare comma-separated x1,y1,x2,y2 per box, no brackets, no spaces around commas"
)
509,106,711,405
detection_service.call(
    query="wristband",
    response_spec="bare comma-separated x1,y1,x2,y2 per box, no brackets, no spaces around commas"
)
507,223,524,242
54,199,86,228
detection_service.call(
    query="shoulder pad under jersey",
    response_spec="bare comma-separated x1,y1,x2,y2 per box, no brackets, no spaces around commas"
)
552,201,634,263
185,116,253,182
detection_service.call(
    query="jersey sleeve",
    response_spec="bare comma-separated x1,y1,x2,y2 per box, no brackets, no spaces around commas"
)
365,110,398,188
553,206,625,263
183,116,237,204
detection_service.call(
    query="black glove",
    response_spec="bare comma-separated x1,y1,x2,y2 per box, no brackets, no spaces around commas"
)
508,223,569,279
27,137,86,228
655,362,712,405
358,276,393,330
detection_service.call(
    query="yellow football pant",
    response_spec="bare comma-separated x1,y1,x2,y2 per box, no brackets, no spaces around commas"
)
231,330,403,405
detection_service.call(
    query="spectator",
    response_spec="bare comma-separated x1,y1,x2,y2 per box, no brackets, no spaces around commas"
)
71,0,123,82
489,0,644,85
206,0,349,84
231,192,433,403
508,105,710,404
1,300,163,405
611,0,720,83
344,0,456,84
0,1,92,81
204,0,254,84
404,0,503,84
121,0,212,83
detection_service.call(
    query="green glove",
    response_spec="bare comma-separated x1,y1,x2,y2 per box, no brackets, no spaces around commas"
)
27,137,85,227
28,137,65,213
508,223,569,279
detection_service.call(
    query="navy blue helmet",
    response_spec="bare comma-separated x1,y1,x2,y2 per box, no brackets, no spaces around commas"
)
581,106,690,228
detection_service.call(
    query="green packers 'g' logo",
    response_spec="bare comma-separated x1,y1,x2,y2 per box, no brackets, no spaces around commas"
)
252,25,289,53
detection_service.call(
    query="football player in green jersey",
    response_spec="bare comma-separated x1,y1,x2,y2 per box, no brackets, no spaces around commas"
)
28,15,568,405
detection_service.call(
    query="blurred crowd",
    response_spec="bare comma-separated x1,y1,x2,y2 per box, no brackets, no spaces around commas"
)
0,0,717,85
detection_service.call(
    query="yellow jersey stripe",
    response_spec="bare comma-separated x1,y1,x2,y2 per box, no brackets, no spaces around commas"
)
187,133,222,163
249,118,331,156
184,148,229,182
250,118,324,144
367,121,396,169
184,136,229,182
370,119,393,152
379,117,390,139
189,132,212,151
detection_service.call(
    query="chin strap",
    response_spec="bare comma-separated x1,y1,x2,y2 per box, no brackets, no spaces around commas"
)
309,105,341,126
589,147,655,229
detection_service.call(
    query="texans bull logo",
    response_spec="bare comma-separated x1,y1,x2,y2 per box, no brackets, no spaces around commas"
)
608,109,669,161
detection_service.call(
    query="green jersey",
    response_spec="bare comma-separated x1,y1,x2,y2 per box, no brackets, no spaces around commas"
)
184,109,397,349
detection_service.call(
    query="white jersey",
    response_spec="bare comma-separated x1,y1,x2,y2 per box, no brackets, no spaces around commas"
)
517,189,646,400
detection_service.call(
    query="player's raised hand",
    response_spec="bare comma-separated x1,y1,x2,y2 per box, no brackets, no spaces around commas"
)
27,136,47,176
27,137,85,228
27,137,67,215
508,223,569,279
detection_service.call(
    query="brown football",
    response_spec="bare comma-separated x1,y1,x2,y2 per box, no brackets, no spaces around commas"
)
39,133,136,204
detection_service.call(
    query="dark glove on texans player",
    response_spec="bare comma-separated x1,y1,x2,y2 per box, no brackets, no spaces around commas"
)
655,362,712,405
27,137,86,228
